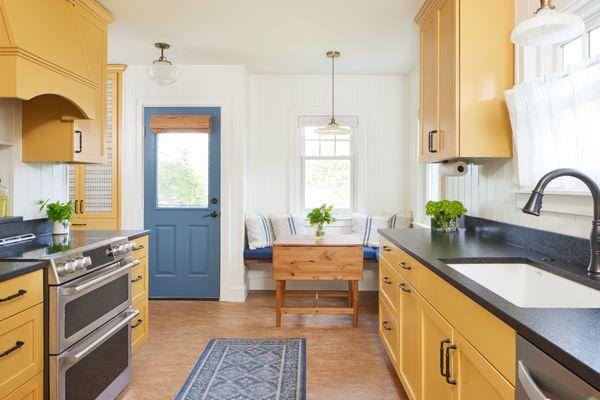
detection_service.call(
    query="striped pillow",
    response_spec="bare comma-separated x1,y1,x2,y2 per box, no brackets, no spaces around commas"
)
388,211,413,229
352,214,390,248
270,215,308,239
245,214,274,249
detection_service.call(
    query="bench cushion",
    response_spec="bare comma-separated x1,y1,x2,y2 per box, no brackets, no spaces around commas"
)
244,246,378,262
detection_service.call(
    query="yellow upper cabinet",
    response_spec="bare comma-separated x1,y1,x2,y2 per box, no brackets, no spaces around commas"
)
415,0,514,162
0,0,112,164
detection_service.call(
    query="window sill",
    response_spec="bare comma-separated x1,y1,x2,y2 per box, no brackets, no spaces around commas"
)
513,190,593,217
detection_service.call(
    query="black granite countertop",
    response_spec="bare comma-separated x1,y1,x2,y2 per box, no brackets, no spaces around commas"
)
0,260,47,282
65,229,151,247
379,227,600,390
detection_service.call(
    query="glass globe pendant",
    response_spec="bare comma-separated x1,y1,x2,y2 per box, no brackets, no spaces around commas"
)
149,43,179,85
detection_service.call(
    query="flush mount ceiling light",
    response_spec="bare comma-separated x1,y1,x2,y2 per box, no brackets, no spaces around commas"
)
510,0,585,47
149,42,179,85
315,51,350,135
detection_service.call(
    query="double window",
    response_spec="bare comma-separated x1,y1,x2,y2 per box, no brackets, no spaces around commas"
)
298,116,358,214
562,15,600,69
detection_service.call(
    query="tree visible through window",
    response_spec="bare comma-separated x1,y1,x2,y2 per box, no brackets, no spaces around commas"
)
300,117,356,213
156,133,209,208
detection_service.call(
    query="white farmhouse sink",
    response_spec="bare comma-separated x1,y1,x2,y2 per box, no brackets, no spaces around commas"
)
446,263,600,308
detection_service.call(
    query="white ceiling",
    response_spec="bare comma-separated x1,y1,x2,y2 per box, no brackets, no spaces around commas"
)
100,0,423,75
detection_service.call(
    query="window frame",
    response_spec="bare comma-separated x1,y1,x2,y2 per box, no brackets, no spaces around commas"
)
298,120,356,217
556,3,600,71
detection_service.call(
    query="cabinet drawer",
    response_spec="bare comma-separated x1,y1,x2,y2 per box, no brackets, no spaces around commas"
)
379,258,400,320
273,246,363,280
3,372,43,400
132,235,149,261
379,295,399,366
380,238,421,289
131,298,148,353
419,266,516,385
0,271,43,323
131,259,148,305
0,304,43,399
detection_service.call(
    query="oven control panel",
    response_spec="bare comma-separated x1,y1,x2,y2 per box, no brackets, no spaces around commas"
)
55,256,92,276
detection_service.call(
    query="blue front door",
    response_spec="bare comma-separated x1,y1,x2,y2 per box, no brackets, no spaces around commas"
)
144,107,220,298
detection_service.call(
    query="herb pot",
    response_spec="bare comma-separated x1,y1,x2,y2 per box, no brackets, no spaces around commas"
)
53,220,70,235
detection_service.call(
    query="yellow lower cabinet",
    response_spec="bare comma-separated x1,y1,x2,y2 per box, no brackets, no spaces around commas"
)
3,373,43,400
0,304,43,399
398,279,421,400
131,299,149,352
131,258,148,305
420,298,454,400
379,296,399,367
450,331,514,400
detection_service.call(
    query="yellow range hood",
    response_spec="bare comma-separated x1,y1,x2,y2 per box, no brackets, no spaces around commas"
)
0,0,113,163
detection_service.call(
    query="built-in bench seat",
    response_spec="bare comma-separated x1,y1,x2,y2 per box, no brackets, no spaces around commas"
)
244,246,380,266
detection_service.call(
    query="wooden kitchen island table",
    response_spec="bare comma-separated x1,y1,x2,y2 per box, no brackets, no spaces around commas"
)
273,234,364,327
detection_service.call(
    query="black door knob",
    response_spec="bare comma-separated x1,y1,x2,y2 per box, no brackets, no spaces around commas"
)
204,211,219,218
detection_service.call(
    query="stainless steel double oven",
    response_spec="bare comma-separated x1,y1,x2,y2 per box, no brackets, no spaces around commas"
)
46,237,140,400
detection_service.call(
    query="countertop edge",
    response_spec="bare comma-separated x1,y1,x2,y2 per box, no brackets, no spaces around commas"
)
0,261,47,283
378,229,600,391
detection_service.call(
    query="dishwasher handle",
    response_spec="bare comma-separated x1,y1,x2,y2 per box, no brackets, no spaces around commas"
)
518,361,550,400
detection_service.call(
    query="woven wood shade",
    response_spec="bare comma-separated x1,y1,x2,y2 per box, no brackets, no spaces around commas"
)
150,114,211,134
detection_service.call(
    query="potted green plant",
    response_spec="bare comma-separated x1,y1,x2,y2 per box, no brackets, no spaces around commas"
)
307,204,336,239
425,200,467,233
38,199,74,235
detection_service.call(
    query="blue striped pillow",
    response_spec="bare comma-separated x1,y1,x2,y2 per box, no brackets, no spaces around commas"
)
245,214,274,249
270,215,308,239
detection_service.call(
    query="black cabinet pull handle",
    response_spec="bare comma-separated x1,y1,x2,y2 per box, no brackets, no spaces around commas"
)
131,275,144,283
381,246,391,252
0,289,27,303
80,200,84,214
382,277,392,285
0,341,24,358
382,321,392,331
428,130,438,153
399,261,411,270
445,344,457,385
74,199,78,214
439,339,450,377
134,244,145,251
399,283,412,293
131,319,143,328
75,130,83,153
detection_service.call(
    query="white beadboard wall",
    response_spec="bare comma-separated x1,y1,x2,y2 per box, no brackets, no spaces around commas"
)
120,65,249,302
246,74,412,291
0,99,67,220
441,160,592,238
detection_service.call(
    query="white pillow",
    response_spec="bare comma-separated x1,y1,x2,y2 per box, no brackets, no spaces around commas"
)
245,214,274,249
270,214,308,239
388,211,413,229
352,214,390,247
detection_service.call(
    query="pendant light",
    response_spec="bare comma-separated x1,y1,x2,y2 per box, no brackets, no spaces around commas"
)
149,43,179,85
315,51,350,135
510,0,584,47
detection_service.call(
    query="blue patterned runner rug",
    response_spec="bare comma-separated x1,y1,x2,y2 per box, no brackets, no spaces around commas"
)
176,338,306,400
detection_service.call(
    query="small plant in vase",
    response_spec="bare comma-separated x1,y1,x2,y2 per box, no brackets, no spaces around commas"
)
38,199,73,235
425,200,467,233
307,204,335,240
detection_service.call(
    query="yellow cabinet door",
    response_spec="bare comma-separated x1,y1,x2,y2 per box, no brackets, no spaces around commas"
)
420,297,455,400
437,0,458,160
397,279,421,400
450,331,515,400
131,298,148,352
4,372,43,400
419,11,438,163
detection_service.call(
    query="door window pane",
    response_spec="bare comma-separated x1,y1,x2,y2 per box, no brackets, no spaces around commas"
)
304,159,351,209
590,27,600,58
563,36,583,68
157,133,209,208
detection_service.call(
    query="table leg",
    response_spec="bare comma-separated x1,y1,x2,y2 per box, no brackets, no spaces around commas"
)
276,280,284,327
347,281,353,307
352,280,359,327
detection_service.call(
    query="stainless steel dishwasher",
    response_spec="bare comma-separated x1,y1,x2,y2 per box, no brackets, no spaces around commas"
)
517,335,600,400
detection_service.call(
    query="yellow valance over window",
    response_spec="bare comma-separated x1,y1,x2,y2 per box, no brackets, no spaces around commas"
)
149,115,211,134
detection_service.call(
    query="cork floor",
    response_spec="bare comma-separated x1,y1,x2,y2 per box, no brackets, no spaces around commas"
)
118,291,407,400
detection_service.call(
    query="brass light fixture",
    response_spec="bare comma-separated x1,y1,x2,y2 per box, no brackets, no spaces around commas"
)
149,42,179,85
315,51,350,135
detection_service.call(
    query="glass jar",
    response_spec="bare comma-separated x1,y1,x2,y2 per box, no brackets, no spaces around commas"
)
0,179,8,218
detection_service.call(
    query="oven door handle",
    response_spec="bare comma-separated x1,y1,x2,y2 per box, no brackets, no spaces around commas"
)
62,259,140,295
64,309,139,363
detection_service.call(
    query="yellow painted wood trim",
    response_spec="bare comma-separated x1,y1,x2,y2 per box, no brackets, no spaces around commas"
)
75,0,114,24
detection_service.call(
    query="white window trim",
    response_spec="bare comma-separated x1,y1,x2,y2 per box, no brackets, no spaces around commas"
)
512,0,599,210
289,108,366,219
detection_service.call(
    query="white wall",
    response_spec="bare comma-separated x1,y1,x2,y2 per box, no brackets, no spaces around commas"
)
0,99,67,220
120,65,249,302
245,74,412,290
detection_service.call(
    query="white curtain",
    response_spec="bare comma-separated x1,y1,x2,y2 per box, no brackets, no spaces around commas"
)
505,57,600,191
